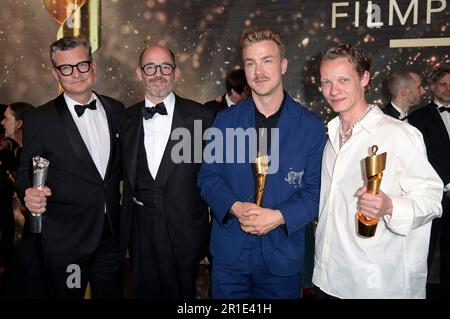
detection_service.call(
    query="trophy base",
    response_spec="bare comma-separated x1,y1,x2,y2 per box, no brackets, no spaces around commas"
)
356,212,378,238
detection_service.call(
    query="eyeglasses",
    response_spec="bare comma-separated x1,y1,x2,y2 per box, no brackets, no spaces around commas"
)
140,63,175,76
54,60,92,76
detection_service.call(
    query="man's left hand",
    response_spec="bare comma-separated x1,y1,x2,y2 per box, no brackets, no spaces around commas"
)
240,207,285,236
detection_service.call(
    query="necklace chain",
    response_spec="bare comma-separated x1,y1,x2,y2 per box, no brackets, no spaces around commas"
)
339,104,374,147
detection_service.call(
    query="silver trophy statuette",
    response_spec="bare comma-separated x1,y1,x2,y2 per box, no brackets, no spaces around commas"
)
30,156,50,233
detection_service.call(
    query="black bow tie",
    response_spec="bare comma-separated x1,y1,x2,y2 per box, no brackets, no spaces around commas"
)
400,115,408,121
141,102,168,120
438,106,450,113
74,100,97,117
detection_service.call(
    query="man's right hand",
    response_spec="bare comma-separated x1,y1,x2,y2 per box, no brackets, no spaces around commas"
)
24,186,52,215
230,201,259,223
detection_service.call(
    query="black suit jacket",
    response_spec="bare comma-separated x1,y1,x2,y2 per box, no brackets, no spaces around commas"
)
204,94,229,118
121,94,215,268
383,102,402,119
409,102,450,186
16,93,125,256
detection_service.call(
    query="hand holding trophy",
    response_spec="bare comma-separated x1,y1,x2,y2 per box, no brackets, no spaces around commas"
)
356,145,387,238
30,156,50,234
252,154,269,207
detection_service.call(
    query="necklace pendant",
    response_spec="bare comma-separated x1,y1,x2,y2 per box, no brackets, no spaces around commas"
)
338,104,374,148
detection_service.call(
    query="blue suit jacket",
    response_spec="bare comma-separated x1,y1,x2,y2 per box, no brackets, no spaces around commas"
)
198,94,326,276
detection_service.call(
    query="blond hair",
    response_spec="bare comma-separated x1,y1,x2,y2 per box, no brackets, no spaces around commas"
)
240,28,286,58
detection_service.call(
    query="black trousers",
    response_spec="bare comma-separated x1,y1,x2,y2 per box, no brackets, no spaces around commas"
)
5,231,48,298
131,203,198,299
45,218,122,299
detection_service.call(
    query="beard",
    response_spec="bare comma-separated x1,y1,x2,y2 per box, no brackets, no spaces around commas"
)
146,76,174,97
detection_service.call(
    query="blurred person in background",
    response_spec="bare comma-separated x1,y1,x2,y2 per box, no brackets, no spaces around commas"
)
0,102,34,295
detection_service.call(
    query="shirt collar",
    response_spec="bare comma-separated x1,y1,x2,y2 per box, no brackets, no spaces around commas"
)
434,99,450,109
64,92,97,112
225,93,234,107
327,104,383,152
391,102,408,118
144,91,175,117
253,91,286,120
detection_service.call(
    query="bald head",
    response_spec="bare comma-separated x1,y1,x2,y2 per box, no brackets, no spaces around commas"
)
136,44,180,104
138,45,176,67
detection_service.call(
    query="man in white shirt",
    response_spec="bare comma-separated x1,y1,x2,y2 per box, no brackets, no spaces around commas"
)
409,64,450,298
312,43,443,299
17,36,125,298
383,71,425,122
120,44,214,298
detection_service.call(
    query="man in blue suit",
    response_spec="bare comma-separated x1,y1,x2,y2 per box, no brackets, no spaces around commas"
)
197,28,326,299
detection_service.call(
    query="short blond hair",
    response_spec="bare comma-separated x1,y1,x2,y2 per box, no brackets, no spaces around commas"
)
240,28,286,59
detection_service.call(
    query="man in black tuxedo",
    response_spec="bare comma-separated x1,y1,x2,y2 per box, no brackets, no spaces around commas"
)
204,69,249,117
383,71,425,122
121,44,214,298
16,36,124,298
409,64,450,298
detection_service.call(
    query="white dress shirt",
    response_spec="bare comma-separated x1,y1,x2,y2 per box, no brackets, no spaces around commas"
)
142,92,175,179
64,93,110,179
313,105,443,299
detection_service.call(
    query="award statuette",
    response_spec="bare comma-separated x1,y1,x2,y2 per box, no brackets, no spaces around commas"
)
356,145,387,238
30,156,50,234
252,155,269,206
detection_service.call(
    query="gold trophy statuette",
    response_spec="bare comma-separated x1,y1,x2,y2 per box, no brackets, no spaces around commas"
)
252,155,269,207
356,145,387,238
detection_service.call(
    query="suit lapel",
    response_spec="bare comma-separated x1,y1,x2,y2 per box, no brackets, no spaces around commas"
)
96,93,116,180
54,94,103,181
262,96,291,206
429,102,450,145
239,98,256,129
237,99,258,197
124,102,144,191
158,95,196,186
